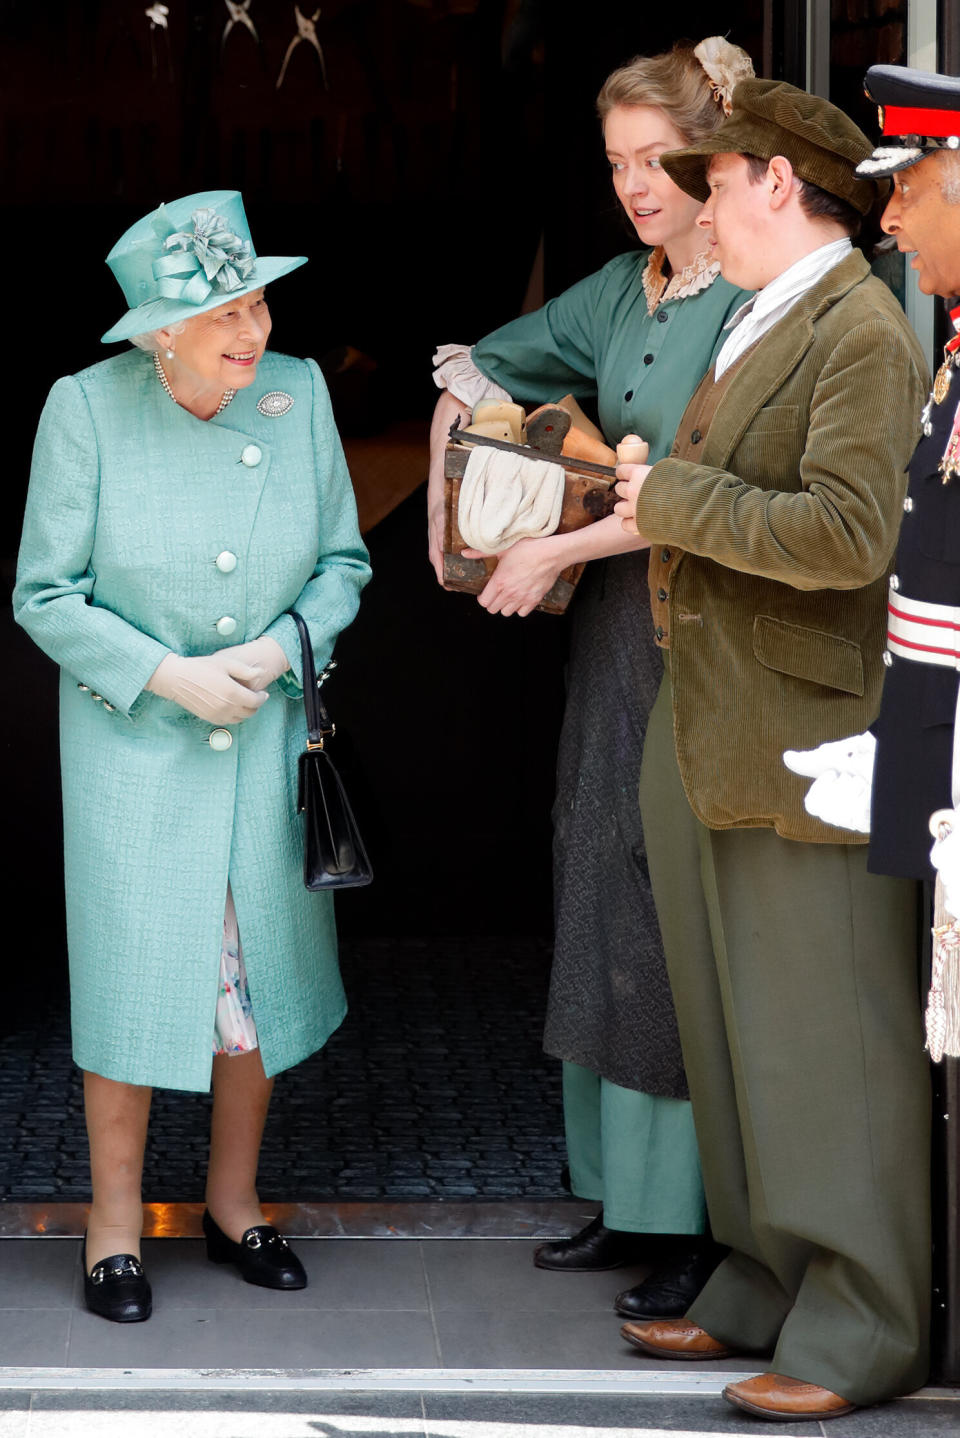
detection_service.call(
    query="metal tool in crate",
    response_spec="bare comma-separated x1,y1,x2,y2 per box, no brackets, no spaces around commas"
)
442,409,619,615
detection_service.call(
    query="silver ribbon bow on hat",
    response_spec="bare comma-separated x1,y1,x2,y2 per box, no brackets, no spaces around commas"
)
151,206,256,305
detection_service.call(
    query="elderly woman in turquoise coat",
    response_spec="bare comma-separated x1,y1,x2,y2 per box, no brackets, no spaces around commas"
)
14,191,370,1322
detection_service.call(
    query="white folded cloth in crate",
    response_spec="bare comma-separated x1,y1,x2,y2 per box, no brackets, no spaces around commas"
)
457,445,564,555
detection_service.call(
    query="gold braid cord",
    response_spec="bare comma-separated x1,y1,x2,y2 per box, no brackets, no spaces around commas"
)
928,873,960,1062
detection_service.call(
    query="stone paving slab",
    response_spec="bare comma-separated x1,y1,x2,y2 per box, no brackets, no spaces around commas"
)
0,1236,956,1438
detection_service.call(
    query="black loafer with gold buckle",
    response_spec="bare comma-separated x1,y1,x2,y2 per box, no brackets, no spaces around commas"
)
202,1209,307,1289
83,1239,152,1323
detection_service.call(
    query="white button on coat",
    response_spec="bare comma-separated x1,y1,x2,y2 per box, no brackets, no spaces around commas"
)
241,444,262,467
208,728,233,751
215,616,238,637
215,551,238,573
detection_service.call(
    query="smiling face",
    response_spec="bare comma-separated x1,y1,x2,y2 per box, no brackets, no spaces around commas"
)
160,287,272,393
880,153,960,298
604,104,706,268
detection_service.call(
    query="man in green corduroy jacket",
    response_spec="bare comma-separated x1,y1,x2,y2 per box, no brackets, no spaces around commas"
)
612,79,931,1421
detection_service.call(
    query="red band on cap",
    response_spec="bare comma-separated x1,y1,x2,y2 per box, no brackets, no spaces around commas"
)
882,103,960,138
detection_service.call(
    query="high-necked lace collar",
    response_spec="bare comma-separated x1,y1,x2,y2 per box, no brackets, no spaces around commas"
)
642,246,721,316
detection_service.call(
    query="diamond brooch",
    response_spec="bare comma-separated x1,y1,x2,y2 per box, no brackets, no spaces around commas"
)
256,390,294,417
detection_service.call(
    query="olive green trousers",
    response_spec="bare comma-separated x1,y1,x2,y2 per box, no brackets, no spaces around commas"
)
639,674,931,1405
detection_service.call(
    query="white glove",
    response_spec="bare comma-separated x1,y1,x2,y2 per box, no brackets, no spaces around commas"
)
930,809,960,920
209,636,290,692
145,653,269,724
782,731,876,833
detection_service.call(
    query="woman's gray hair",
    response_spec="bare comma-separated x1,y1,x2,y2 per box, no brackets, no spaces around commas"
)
129,320,187,353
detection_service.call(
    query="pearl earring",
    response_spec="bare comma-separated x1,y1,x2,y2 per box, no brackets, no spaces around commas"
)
165,349,174,360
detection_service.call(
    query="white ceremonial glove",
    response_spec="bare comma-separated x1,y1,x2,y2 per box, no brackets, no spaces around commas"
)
209,636,290,692
782,731,877,833
145,653,270,724
930,809,960,920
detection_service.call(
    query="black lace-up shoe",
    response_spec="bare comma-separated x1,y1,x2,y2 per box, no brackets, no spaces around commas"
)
614,1243,726,1318
533,1212,651,1271
202,1209,307,1290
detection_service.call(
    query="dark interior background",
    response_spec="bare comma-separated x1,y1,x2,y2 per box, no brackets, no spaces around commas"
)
3,0,911,1037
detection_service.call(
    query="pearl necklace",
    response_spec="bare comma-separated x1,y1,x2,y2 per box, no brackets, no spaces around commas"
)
153,352,236,417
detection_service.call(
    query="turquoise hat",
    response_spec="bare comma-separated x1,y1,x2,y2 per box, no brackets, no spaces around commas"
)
101,189,307,344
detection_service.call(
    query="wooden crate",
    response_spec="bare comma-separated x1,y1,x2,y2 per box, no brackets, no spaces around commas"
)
442,440,616,615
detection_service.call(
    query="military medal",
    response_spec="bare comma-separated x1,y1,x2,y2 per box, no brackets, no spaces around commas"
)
939,399,960,482
932,314,960,407
933,358,955,406
922,303,960,436
925,358,955,436
935,303,960,405
922,362,951,436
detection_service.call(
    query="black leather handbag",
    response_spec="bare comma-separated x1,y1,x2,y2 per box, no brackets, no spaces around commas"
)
290,610,373,891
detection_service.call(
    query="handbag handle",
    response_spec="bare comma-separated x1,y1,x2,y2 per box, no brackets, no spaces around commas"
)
290,610,336,751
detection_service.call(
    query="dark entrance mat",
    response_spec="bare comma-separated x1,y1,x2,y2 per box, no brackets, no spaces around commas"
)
0,937,566,1204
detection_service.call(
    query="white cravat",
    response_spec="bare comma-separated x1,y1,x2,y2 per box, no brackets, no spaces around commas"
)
714,238,853,380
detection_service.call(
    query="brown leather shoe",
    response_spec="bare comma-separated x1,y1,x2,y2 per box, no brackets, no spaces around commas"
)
723,1373,857,1421
620,1317,738,1360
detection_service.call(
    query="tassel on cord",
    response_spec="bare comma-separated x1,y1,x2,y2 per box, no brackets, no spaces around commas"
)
927,814,960,1061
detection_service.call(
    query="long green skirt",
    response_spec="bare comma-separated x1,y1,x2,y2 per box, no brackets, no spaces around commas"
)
563,1060,705,1234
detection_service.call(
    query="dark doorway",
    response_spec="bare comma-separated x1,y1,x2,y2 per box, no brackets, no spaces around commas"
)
1,2,763,1203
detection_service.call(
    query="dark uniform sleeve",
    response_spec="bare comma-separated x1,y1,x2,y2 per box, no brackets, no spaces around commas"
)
870,392,958,881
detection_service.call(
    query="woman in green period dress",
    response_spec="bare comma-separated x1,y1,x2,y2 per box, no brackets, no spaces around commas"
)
427,39,754,1316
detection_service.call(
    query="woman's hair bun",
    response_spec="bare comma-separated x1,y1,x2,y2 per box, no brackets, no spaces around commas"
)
693,36,756,117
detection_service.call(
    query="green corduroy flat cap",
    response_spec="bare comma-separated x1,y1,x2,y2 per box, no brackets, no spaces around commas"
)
660,78,887,215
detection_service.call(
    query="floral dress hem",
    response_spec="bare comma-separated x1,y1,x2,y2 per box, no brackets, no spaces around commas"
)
212,883,259,1057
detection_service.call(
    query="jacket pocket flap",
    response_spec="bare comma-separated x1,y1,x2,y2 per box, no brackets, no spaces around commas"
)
753,614,864,696
742,404,799,435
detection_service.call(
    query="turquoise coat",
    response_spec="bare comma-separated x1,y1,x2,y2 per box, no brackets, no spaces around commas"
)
14,349,371,1092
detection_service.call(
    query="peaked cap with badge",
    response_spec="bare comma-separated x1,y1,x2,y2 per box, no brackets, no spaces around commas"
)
857,64,960,178
660,77,886,214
